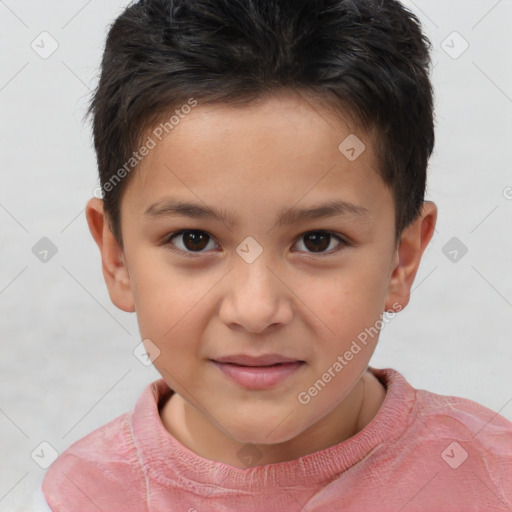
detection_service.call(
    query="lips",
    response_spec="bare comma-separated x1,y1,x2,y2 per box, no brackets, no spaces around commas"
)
211,359,305,390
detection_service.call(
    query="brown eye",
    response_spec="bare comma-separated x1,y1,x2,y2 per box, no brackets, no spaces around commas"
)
166,230,218,254
294,231,347,255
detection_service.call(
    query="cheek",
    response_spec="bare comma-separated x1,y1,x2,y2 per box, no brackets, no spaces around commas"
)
319,263,387,313
145,309,205,388
129,254,201,330
131,267,212,350
307,268,389,350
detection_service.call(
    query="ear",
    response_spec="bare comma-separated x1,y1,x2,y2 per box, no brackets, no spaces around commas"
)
85,197,135,313
384,201,437,312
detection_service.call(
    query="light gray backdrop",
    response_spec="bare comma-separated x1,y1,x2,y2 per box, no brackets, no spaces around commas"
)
1,0,511,509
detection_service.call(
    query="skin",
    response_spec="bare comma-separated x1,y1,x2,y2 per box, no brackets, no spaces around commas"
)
86,90,437,468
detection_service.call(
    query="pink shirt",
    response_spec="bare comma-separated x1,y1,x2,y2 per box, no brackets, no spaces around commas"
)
41,367,512,511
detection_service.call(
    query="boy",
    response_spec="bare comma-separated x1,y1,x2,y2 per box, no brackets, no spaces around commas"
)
39,0,512,510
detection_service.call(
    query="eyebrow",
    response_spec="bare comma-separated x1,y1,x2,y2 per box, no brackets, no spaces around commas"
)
144,198,369,227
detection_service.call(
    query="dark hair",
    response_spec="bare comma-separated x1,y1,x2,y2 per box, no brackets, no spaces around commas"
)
85,0,435,249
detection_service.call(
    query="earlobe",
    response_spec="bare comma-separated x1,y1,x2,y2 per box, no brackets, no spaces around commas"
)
384,201,437,312
85,197,135,313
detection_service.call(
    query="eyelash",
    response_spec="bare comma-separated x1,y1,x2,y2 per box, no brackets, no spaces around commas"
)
162,229,349,259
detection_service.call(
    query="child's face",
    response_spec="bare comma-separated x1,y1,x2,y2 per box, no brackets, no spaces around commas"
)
88,91,434,450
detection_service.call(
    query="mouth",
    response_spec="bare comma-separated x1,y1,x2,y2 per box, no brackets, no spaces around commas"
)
212,353,305,367
210,359,305,390
222,362,296,367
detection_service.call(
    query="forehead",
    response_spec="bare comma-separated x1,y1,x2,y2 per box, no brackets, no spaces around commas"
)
123,91,391,224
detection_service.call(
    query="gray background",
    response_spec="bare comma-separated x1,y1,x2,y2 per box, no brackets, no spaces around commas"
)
1,0,511,509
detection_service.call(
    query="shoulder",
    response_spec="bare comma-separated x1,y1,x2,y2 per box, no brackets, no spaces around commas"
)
41,411,147,512
412,384,512,443
376,367,512,444
393,379,512,507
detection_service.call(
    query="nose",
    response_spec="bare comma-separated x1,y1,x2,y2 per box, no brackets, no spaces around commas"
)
218,255,293,334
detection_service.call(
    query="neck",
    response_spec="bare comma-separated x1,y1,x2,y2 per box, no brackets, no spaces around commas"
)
160,369,386,468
